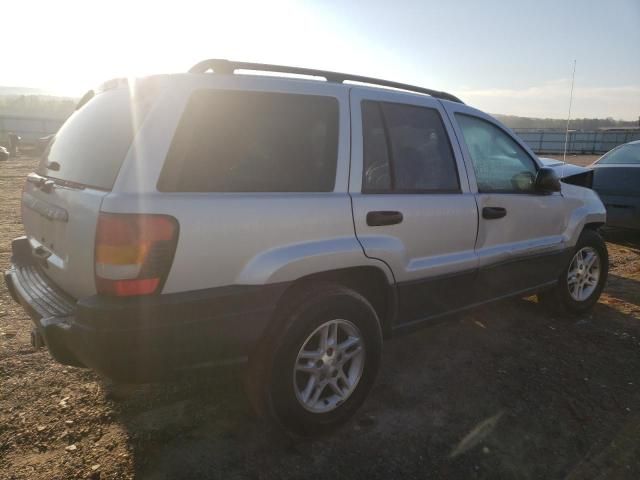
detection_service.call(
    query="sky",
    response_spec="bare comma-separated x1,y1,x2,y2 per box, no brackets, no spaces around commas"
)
2,0,639,120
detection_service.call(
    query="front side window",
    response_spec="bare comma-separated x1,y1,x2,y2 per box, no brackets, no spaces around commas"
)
362,101,459,193
455,114,538,193
159,90,339,192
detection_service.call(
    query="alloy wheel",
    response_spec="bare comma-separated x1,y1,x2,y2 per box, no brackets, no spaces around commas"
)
567,246,601,302
293,319,365,413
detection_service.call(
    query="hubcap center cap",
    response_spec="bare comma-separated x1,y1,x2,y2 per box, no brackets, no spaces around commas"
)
322,352,336,366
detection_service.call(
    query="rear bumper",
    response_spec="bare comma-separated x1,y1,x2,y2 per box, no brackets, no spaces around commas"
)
4,236,286,382
599,194,640,230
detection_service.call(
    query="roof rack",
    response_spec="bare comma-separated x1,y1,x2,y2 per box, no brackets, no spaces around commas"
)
188,59,464,104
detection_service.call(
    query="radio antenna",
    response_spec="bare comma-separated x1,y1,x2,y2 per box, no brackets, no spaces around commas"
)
563,60,577,164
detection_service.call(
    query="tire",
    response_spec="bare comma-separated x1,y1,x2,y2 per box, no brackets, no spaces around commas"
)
538,229,608,314
246,283,383,436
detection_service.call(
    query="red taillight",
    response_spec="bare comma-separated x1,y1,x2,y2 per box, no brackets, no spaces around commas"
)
95,277,161,296
95,213,178,297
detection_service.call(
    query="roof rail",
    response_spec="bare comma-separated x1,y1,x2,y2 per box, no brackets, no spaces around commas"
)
188,59,464,104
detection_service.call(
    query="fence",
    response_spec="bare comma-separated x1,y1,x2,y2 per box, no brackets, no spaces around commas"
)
2,113,639,156
513,129,640,155
0,115,65,144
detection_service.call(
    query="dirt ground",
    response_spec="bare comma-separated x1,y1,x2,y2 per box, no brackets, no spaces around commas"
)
1,154,639,480
545,154,600,167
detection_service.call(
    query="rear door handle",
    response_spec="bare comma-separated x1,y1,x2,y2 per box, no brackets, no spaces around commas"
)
366,211,403,226
482,207,507,219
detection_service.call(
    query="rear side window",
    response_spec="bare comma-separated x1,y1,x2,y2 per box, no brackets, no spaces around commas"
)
159,90,339,192
362,101,459,193
39,88,139,190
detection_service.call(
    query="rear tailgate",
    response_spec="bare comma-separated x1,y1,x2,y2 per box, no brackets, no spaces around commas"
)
22,85,147,299
22,182,108,298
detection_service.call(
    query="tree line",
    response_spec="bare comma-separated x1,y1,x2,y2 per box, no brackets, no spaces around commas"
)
0,95,76,119
495,114,638,130
1,94,637,131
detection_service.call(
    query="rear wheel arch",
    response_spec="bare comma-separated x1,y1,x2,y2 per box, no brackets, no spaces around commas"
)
267,266,396,340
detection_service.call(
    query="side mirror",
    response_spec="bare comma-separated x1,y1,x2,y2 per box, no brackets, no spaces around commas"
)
535,167,561,194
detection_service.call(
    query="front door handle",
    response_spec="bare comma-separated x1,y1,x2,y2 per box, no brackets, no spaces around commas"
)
366,210,403,226
482,207,507,219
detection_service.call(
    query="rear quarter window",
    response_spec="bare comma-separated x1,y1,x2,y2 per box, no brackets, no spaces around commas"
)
39,88,142,190
158,90,339,193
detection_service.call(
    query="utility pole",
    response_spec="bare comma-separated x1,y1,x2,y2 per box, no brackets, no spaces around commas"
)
563,60,577,163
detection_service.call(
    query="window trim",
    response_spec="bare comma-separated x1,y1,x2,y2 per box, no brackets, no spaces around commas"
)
362,188,464,195
361,100,462,195
454,112,541,195
376,101,397,191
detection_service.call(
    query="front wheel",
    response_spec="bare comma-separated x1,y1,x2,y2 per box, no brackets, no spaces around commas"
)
538,229,608,314
247,283,383,436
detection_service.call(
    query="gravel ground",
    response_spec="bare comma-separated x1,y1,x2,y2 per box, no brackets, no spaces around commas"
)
546,154,600,166
1,154,639,479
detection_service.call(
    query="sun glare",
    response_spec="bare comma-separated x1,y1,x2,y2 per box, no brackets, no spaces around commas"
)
4,0,637,118
4,0,380,97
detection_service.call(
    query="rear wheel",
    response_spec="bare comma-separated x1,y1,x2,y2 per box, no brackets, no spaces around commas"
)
538,229,608,314
293,319,366,414
247,283,382,436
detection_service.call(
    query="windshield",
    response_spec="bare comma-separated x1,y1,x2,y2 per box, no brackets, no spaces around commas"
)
597,143,640,165
37,87,146,190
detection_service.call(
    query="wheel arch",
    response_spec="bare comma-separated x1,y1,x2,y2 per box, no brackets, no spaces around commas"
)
583,221,605,231
265,266,397,344
565,210,606,247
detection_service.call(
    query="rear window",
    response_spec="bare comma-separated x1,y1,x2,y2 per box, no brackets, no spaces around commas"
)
38,88,140,190
362,100,459,193
158,90,339,192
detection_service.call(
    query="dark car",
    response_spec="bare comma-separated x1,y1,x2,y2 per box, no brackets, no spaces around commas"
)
591,140,640,231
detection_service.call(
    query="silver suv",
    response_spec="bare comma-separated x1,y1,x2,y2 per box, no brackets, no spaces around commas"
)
5,60,608,434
